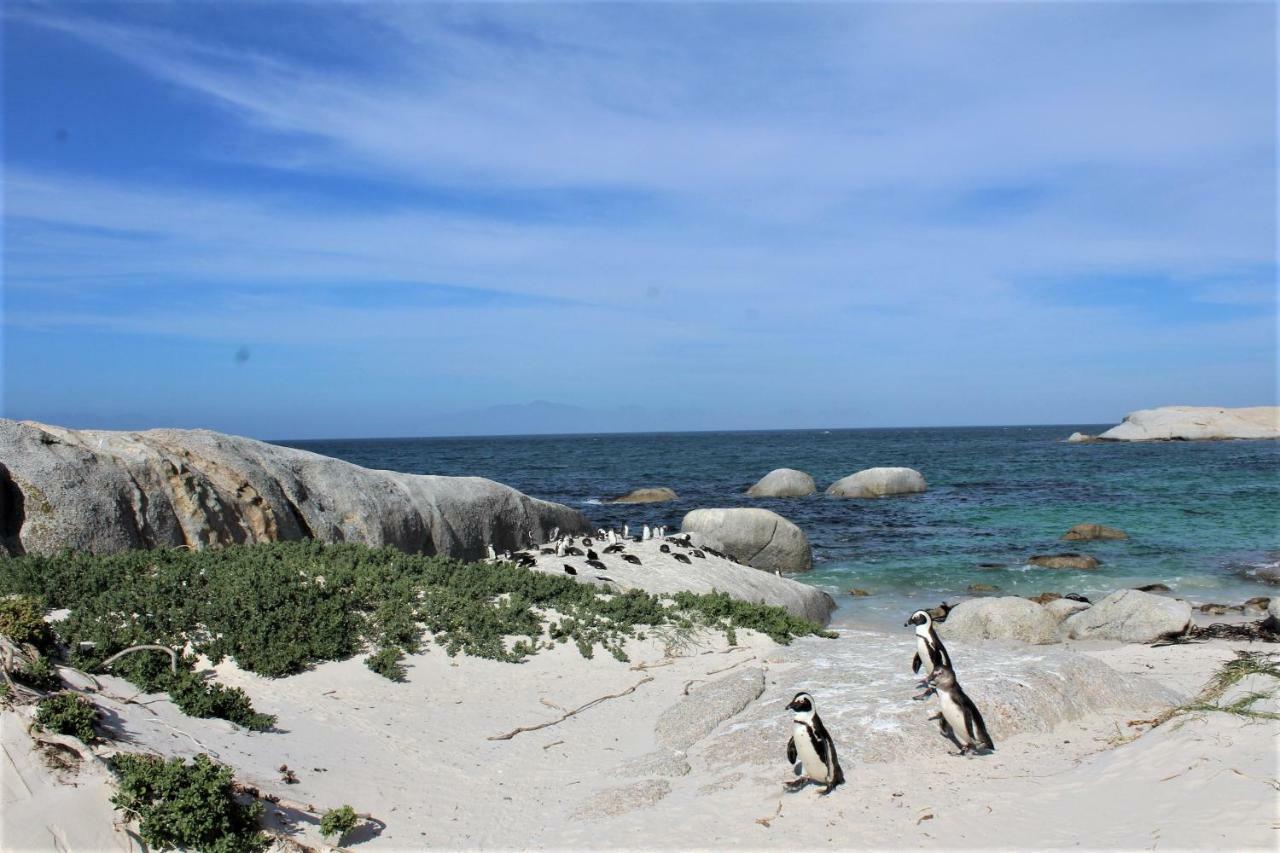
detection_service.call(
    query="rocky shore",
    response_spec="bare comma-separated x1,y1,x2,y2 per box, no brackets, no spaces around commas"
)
1068,405,1280,442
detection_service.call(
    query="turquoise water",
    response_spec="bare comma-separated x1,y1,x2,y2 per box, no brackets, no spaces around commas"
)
281,426,1280,628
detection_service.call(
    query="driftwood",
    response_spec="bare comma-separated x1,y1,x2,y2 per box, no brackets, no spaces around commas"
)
97,645,179,674
487,676,654,741
705,655,757,676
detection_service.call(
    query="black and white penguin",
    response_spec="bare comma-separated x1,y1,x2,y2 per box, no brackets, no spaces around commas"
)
673,552,691,565
583,538,594,548
905,609,952,697
562,564,577,576
565,546,585,557
784,692,844,795
485,544,497,561
587,549,599,561
586,559,607,571
659,543,671,553
622,554,641,565
603,543,625,554
691,549,705,559
926,665,994,755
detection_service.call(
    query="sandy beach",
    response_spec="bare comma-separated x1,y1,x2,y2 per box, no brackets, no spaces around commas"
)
5,613,1276,851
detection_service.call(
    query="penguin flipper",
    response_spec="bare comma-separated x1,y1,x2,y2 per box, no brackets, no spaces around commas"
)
786,736,797,766
911,652,922,674
964,697,994,751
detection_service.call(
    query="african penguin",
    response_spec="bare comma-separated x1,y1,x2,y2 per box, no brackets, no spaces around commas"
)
659,543,671,553
643,525,651,541
691,549,705,559
583,537,594,548
586,559,606,571
673,552,691,565
905,609,952,697
784,692,844,794
926,665,994,755
587,549,599,561
565,546,584,557
562,564,577,576
603,543,624,554
485,544,497,561
622,554,641,565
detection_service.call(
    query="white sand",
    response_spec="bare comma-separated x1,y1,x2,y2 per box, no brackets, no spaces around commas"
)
3,628,1277,850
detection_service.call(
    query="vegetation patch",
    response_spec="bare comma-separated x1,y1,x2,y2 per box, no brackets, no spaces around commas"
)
35,692,99,743
0,541,831,682
109,753,267,853
320,804,359,843
0,594,52,650
1135,651,1280,729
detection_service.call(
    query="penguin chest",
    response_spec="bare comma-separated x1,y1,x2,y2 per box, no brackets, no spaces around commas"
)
938,692,970,743
793,723,827,780
915,635,936,673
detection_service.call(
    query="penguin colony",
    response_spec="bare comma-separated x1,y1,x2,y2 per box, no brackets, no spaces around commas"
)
485,527,993,797
782,608,993,795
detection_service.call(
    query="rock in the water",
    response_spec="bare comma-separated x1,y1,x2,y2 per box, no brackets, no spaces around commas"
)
607,487,679,504
939,597,1060,644
1029,553,1101,570
1061,589,1192,642
745,468,816,498
680,507,812,573
848,588,871,597
825,467,927,498
1096,406,1280,442
0,420,590,560
967,583,1000,594
1065,432,1098,443
1135,583,1171,593
1062,523,1128,541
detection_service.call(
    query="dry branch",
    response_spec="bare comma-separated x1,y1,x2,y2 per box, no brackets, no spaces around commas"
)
97,645,178,674
487,676,654,741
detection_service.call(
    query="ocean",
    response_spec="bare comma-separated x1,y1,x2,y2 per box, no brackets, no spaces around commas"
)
279,426,1280,629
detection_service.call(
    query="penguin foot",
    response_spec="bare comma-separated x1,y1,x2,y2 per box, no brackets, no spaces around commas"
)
783,779,808,792
911,688,935,701
818,783,837,796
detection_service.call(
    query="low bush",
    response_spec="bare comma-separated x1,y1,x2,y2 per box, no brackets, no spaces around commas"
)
14,655,62,692
0,594,52,649
365,647,406,681
320,804,359,842
35,692,98,742
109,753,266,853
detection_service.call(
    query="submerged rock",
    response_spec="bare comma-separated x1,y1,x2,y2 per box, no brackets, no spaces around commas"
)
1061,589,1192,642
681,507,812,573
607,487,679,504
1135,583,1172,593
1029,553,1101,570
1065,432,1099,443
939,597,1059,644
825,467,927,498
1096,406,1280,442
1062,523,1128,541
967,583,1001,594
0,420,589,560
745,468,816,498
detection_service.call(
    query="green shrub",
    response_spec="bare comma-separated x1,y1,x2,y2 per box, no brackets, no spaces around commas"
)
14,655,62,692
0,542,833,696
165,672,275,732
365,647,406,681
35,692,98,742
319,804,358,842
109,753,266,853
0,594,51,649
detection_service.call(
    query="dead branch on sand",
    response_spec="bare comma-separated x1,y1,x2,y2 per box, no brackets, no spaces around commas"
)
487,676,655,741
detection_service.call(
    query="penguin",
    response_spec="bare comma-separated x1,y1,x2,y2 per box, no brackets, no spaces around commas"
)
486,544,497,561
659,543,671,553
583,537,594,548
587,549,599,561
586,559,607,571
603,543,625,554
643,525,651,541
595,575,616,583
673,553,691,565
565,546,585,557
540,547,556,555
784,692,844,795
1065,593,1091,603
608,530,618,546
622,554,641,565
926,664,994,755
515,553,536,568
691,549,705,559
623,524,630,539
555,539,566,558
549,527,560,542
562,564,577,576
905,609,952,698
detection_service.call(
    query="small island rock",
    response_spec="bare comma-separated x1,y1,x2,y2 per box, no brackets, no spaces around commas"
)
745,468,816,498
825,467,927,498
608,487,679,504
1096,406,1279,442
1029,553,1101,570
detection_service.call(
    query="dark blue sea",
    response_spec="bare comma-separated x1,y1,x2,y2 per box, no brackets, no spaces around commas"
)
279,426,1280,629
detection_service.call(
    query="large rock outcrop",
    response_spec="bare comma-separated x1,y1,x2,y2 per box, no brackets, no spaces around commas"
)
680,507,812,573
1061,589,1192,642
0,420,590,560
940,597,1060,644
745,468,815,498
825,467,927,498
1091,406,1279,442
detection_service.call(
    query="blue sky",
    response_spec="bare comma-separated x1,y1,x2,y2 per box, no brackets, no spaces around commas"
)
2,2,1275,439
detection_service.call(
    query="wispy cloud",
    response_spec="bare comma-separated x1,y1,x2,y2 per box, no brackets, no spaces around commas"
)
2,2,1275,436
